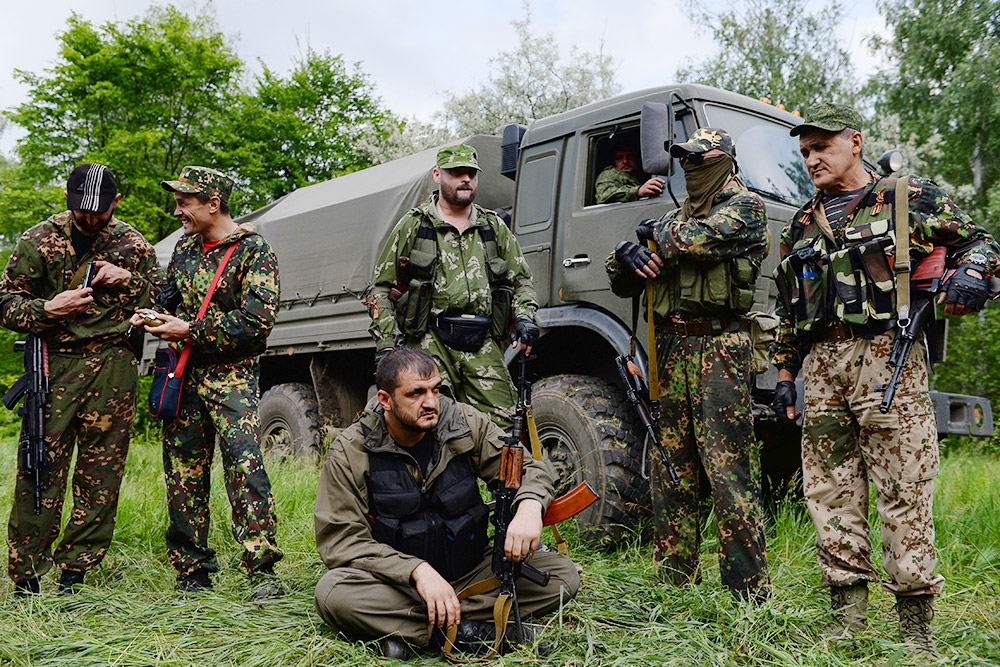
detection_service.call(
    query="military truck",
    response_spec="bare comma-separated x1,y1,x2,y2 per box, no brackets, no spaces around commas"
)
147,83,994,541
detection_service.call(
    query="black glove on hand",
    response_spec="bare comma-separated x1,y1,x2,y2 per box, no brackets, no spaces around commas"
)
635,219,658,244
614,241,656,275
943,262,989,311
511,317,540,348
772,380,797,421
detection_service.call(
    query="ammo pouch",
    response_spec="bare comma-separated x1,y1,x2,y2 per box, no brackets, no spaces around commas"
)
432,313,491,352
394,244,438,337
746,310,780,374
486,254,513,342
774,238,829,335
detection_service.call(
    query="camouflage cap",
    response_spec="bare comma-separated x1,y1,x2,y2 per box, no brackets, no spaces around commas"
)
789,103,863,137
436,144,481,171
160,166,234,204
669,128,736,160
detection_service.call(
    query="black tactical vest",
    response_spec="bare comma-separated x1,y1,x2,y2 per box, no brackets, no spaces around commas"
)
368,447,490,581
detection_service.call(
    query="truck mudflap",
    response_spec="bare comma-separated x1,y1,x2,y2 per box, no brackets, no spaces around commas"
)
930,391,994,436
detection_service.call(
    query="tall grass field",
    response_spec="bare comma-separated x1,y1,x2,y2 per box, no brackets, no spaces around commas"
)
0,427,998,666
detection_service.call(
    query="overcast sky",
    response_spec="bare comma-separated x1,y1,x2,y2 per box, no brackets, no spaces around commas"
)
0,0,886,156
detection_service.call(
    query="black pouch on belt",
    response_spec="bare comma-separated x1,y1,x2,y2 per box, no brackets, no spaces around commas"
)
432,313,491,352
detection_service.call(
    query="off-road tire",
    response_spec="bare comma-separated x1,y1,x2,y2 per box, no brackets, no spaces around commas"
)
259,383,321,459
531,374,650,547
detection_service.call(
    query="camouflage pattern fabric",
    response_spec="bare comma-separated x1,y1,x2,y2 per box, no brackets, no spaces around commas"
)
162,360,282,575
160,165,234,204
801,331,944,596
789,103,864,137
368,194,537,429
8,346,136,582
160,222,282,575
772,174,1000,374
0,211,162,583
436,144,481,171
669,127,737,161
650,329,768,597
595,165,642,204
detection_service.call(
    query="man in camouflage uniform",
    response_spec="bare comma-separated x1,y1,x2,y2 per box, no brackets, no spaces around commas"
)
131,166,283,596
595,144,664,204
606,128,770,599
1,163,163,596
771,104,1000,654
368,145,540,431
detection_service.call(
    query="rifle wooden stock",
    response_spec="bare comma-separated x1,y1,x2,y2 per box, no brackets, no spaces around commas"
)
543,481,599,526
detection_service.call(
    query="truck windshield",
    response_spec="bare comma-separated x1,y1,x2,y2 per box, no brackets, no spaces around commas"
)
703,104,815,207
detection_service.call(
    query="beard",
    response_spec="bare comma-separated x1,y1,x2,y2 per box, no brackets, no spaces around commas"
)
440,180,477,207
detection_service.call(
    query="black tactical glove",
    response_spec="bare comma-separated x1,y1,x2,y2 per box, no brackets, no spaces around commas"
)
374,348,392,369
635,219,658,244
511,317,540,348
614,241,656,275
772,380,797,421
942,261,989,312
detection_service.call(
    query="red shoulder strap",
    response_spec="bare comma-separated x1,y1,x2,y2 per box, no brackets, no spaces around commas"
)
173,242,240,378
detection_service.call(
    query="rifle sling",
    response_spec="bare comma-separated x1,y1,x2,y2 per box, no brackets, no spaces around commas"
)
443,577,508,662
645,240,659,402
893,176,912,324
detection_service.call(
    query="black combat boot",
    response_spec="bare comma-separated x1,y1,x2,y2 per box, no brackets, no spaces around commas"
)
14,577,41,598
249,566,286,600
177,569,212,593
376,636,413,660
58,570,85,596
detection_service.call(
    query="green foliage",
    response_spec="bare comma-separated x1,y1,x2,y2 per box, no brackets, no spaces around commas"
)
437,7,620,136
675,0,858,112
1,7,242,243
869,0,1000,210
1,436,998,665
932,306,1000,417
215,51,402,213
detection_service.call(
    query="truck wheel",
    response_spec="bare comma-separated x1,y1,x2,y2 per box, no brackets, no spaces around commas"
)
531,374,649,547
259,383,321,459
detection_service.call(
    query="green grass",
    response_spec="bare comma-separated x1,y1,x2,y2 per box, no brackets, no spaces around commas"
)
0,432,998,666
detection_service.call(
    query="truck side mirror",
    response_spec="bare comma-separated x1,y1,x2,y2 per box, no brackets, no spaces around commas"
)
501,124,527,181
878,149,904,176
640,102,673,176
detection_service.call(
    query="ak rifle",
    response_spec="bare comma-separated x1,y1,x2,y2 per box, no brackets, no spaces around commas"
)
616,354,679,483
3,335,50,514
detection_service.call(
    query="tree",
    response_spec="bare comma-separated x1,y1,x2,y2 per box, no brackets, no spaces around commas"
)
868,0,1000,214
674,0,858,113
215,50,402,212
2,7,242,242
436,9,620,136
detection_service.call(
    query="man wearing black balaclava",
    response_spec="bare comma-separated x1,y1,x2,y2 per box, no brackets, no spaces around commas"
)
605,128,770,601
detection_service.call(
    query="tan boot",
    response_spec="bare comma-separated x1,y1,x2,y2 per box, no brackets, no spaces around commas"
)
896,594,939,659
826,583,868,639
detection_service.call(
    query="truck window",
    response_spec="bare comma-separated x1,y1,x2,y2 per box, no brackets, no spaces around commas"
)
703,103,814,207
586,123,686,207
514,149,559,234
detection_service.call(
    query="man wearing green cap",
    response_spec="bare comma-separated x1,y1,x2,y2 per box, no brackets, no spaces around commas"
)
1,163,164,596
130,165,283,597
595,144,665,204
368,144,540,431
771,103,1000,654
605,128,770,600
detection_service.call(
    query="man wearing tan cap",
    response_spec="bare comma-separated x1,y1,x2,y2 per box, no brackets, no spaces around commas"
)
131,166,283,598
367,144,540,431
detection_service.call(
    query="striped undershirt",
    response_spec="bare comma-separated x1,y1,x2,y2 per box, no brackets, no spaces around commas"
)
822,185,866,227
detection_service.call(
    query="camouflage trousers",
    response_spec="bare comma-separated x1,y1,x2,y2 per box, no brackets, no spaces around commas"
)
651,328,769,597
162,360,282,576
8,344,137,583
411,331,517,431
801,331,943,596
315,549,580,647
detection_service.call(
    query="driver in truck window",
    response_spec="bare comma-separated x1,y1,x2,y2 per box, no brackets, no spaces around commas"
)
595,144,665,204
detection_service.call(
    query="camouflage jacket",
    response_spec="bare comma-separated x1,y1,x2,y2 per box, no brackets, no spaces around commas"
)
595,165,642,204
166,222,279,365
772,174,1000,374
0,211,163,347
315,394,554,586
606,186,768,317
368,193,538,350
